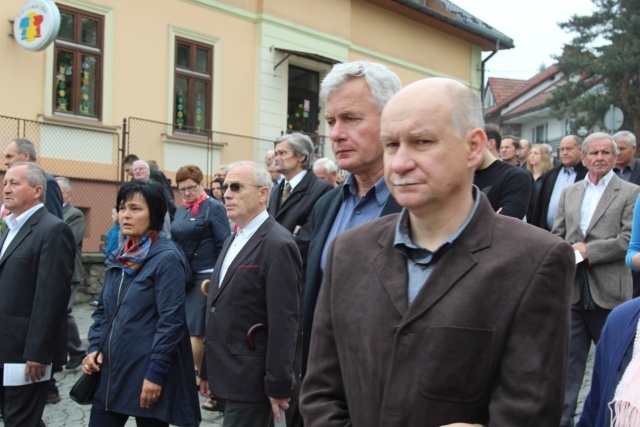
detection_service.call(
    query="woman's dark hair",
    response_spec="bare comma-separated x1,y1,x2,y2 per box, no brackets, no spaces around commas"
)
116,180,167,232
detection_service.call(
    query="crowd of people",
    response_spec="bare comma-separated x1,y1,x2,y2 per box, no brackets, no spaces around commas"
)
2,60,640,427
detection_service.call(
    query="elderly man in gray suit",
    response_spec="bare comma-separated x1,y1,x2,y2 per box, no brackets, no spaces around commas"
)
552,132,640,427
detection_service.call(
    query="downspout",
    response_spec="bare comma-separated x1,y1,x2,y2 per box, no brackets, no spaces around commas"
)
481,40,500,105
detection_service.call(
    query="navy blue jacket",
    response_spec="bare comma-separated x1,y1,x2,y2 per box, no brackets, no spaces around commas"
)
577,298,640,427
301,184,402,377
170,196,230,273
88,235,200,426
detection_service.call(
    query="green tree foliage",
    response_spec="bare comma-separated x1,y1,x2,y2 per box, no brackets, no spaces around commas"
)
546,0,640,134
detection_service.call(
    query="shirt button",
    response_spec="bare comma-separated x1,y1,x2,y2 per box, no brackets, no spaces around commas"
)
210,307,216,313
356,210,361,215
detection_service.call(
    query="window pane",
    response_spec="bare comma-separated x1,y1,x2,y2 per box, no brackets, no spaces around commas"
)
194,81,208,130
177,43,190,68
175,77,189,129
195,48,209,73
81,17,98,47
56,50,74,113
59,12,74,40
80,55,98,117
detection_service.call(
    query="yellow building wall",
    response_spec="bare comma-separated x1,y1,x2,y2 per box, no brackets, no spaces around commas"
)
260,0,351,40
350,0,472,84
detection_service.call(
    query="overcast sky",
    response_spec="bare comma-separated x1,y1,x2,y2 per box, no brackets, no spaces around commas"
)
451,0,596,81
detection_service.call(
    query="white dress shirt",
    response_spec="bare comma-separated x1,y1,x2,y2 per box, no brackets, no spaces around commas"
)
284,169,307,192
218,209,269,287
1,203,44,258
580,170,614,235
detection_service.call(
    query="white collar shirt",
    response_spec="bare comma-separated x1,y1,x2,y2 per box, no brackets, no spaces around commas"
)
219,209,269,287
285,170,307,192
1,203,44,258
580,170,614,235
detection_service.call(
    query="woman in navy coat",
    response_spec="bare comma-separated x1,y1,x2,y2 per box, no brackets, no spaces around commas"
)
83,181,200,427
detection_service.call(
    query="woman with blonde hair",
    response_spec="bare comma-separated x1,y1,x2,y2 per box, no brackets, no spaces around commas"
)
527,143,554,192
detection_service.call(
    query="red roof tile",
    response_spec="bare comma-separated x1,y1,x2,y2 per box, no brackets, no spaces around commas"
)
486,65,561,115
487,78,527,104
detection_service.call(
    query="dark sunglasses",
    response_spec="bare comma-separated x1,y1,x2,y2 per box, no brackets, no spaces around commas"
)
221,182,263,193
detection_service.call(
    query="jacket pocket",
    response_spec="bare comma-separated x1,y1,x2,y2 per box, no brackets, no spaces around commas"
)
419,326,493,403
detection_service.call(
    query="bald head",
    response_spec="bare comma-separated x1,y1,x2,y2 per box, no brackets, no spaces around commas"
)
385,78,484,138
132,160,150,181
381,78,486,217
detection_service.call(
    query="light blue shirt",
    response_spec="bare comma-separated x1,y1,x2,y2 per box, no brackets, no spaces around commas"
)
580,170,614,235
320,174,391,271
393,187,480,304
548,166,578,230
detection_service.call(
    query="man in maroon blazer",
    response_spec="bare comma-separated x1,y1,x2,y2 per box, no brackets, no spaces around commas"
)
200,161,302,427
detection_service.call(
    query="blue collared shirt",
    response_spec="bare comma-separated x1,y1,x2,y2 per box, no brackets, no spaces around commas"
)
614,159,637,182
547,166,578,230
393,187,480,305
320,174,391,271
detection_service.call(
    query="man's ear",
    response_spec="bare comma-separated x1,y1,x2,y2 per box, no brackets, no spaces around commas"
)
467,128,487,169
34,185,43,201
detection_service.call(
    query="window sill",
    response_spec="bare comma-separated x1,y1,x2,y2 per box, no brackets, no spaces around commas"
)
38,114,120,133
162,131,226,147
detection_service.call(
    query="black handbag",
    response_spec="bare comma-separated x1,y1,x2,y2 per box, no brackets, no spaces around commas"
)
69,280,133,405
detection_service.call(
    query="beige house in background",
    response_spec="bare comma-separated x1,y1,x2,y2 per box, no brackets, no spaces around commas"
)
0,0,512,251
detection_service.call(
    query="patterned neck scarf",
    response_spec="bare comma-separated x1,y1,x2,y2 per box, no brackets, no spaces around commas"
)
116,231,159,275
182,191,208,217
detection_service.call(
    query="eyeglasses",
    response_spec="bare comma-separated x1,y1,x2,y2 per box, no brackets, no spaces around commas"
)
221,182,263,193
178,184,199,194
274,150,292,158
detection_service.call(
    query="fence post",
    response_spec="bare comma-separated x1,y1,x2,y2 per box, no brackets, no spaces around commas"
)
120,118,128,183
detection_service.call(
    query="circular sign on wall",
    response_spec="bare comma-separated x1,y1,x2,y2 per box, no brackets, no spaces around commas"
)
13,0,61,52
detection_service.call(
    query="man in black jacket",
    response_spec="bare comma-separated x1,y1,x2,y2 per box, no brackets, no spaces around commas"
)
531,135,587,231
301,61,403,382
268,133,332,265
122,154,176,220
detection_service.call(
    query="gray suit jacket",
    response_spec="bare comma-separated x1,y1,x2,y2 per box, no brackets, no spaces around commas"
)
63,203,85,284
552,174,640,309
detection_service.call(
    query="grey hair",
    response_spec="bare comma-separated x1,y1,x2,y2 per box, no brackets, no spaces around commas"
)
613,130,636,148
13,162,46,202
313,157,337,174
583,132,617,156
320,61,402,112
133,160,150,170
275,133,315,170
55,176,73,193
227,161,273,194
446,81,484,138
12,138,37,161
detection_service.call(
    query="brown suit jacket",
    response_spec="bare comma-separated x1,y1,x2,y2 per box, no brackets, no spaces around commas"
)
300,195,575,427
552,173,640,309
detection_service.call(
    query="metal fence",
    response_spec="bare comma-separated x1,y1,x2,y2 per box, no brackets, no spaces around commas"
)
125,117,277,188
0,115,120,253
0,115,330,252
